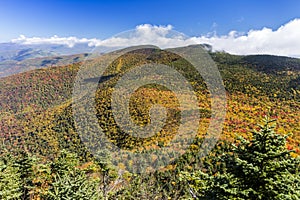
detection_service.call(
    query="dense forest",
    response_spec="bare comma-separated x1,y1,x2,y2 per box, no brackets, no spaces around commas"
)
0,46,299,199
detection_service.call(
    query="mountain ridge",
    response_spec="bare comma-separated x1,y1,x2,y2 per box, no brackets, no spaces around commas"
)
0,45,299,161
1,42,300,77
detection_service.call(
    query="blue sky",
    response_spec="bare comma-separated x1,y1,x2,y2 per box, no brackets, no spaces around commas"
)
1,0,300,41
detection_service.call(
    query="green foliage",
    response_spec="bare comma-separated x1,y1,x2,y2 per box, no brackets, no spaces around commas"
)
0,149,103,199
242,54,300,73
113,138,227,199
50,149,80,175
112,173,166,200
15,151,39,199
0,154,22,200
182,117,300,199
45,170,101,200
46,150,102,199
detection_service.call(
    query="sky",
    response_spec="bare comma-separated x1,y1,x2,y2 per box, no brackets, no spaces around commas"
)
1,0,300,56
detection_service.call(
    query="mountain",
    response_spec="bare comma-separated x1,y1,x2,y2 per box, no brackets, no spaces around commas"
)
0,44,299,199
0,43,93,61
0,42,119,77
0,45,299,159
0,53,91,77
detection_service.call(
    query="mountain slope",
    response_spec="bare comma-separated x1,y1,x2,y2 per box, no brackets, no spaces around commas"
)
0,46,299,161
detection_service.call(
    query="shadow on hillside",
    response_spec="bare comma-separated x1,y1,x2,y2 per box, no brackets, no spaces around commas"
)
84,74,116,84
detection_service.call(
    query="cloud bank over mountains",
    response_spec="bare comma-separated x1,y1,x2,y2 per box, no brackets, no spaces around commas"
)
11,18,300,57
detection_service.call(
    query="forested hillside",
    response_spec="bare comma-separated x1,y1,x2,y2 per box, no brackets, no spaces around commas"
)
0,46,299,199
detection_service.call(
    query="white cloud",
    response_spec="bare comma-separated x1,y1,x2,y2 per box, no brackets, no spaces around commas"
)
11,19,300,57
193,18,300,57
11,35,99,48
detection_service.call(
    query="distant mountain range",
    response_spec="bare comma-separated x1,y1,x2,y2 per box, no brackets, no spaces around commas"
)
0,42,119,77
1,42,300,79
0,43,96,61
0,43,208,77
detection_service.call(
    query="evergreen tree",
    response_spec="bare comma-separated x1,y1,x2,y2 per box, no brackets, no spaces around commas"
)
14,151,38,199
45,170,101,200
45,150,102,199
182,116,300,199
0,154,22,200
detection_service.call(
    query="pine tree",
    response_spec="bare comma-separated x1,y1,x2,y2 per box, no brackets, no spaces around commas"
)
46,170,101,200
45,150,102,199
0,154,22,200
182,116,300,199
14,151,38,199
